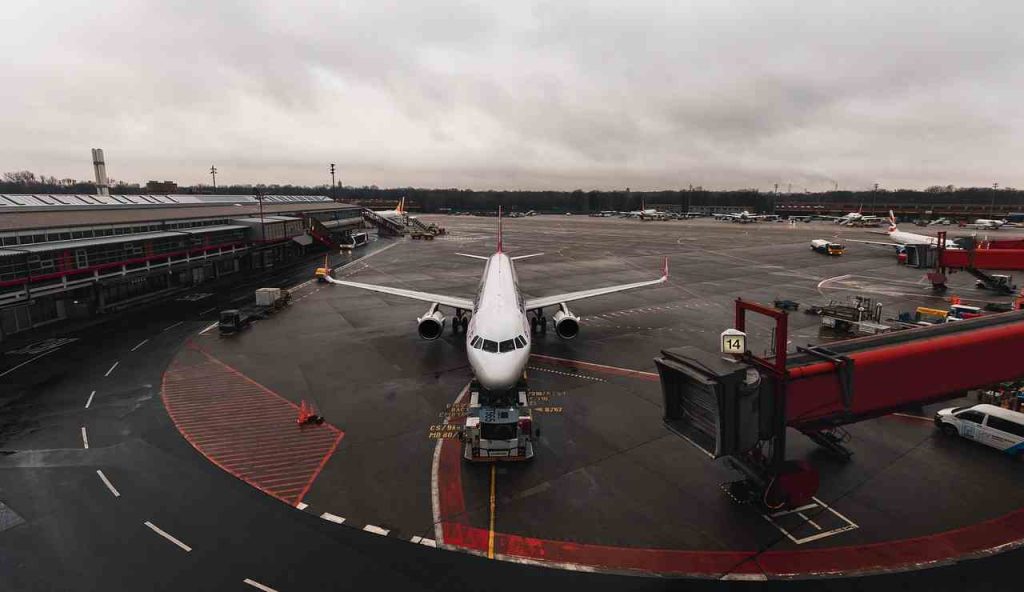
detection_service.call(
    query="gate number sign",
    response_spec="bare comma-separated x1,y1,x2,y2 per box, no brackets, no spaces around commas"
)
721,329,747,355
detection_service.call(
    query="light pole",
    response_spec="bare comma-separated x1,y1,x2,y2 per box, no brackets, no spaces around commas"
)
872,183,878,216
330,163,336,200
210,165,217,189
992,182,999,216
254,187,266,242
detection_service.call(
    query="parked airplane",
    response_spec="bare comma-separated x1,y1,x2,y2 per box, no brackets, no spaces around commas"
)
623,199,659,219
846,210,959,250
972,218,1006,230
374,197,406,220
820,211,881,226
324,208,668,390
718,210,772,223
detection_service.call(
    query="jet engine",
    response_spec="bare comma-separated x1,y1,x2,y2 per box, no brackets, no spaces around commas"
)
417,307,446,340
553,308,580,340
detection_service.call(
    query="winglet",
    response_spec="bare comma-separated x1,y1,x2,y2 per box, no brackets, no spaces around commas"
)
497,205,503,253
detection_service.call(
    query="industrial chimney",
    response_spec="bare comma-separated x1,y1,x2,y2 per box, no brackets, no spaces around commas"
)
91,148,110,196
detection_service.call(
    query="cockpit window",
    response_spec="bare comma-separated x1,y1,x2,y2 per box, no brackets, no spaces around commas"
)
471,336,482,349
514,335,527,348
499,339,516,353
482,340,498,353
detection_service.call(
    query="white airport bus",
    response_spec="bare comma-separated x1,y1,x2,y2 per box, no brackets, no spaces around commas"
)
935,403,1024,456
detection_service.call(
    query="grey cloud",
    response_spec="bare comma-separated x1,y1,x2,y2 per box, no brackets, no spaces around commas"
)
2,0,1023,190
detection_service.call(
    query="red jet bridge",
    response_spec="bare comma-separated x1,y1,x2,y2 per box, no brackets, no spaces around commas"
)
924,230,1024,295
656,300,1024,510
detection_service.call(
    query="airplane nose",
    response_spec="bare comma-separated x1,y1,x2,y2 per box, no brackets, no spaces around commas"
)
468,350,526,391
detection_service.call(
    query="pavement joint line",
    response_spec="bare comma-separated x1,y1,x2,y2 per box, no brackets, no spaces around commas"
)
81,426,89,449
103,361,119,377
130,339,149,352
162,321,184,332
199,307,217,315
0,346,63,379
243,579,279,592
96,470,120,497
321,512,345,524
198,321,219,335
144,521,192,552
363,524,390,536
84,390,95,409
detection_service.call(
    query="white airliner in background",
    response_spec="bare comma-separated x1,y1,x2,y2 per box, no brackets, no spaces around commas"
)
972,218,1006,230
846,210,959,250
832,212,881,225
373,197,406,220
325,209,668,390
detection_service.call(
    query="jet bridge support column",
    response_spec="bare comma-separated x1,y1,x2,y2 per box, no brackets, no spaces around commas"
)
656,299,819,510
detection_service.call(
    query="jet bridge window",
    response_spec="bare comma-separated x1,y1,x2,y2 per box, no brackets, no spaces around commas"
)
499,339,516,353
514,335,527,348
482,340,498,353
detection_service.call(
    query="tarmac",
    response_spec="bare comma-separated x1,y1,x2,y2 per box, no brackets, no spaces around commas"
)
4,216,1024,589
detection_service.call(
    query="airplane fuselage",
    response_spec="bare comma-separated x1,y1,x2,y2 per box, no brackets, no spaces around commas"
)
889,228,957,248
465,253,531,391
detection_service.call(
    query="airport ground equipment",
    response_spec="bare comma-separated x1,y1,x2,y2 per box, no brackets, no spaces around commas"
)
773,299,800,312
810,240,844,255
460,379,536,462
218,288,290,335
815,296,887,335
655,299,1024,510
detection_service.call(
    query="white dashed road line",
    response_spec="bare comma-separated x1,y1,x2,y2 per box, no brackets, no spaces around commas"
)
363,524,390,536
198,322,219,335
130,339,148,352
320,512,345,524
527,366,606,382
81,426,89,449
243,578,280,592
84,390,95,409
162,321,184,332
199,307,217,316
296,502,308,510
104,361,119,377
144,521,192,552
96,470,120,497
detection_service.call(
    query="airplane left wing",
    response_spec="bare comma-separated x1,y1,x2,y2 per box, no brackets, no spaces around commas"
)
523,258,668,311
845,239,900,248
325,276,475,310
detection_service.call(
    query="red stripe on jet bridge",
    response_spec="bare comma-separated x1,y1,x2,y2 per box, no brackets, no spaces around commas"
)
529,354,660,382
161,343,343,506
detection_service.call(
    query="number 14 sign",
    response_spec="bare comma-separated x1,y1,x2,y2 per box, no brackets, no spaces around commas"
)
720,328,746,355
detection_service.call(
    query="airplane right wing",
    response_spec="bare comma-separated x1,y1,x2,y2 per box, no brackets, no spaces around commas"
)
325,276,475,310
523,258,668,311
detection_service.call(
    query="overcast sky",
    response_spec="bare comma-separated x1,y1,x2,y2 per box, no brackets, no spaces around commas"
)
2,1,1022,191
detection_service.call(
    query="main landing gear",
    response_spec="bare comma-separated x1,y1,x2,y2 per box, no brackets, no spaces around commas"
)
530,309,547,335
452,308,470,335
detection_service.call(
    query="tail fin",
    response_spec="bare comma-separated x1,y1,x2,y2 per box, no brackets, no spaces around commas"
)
888,209,897,231
497,205,503,253
397,197,405,214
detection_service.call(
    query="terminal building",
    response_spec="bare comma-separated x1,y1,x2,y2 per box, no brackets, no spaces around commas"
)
0,194,363,340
